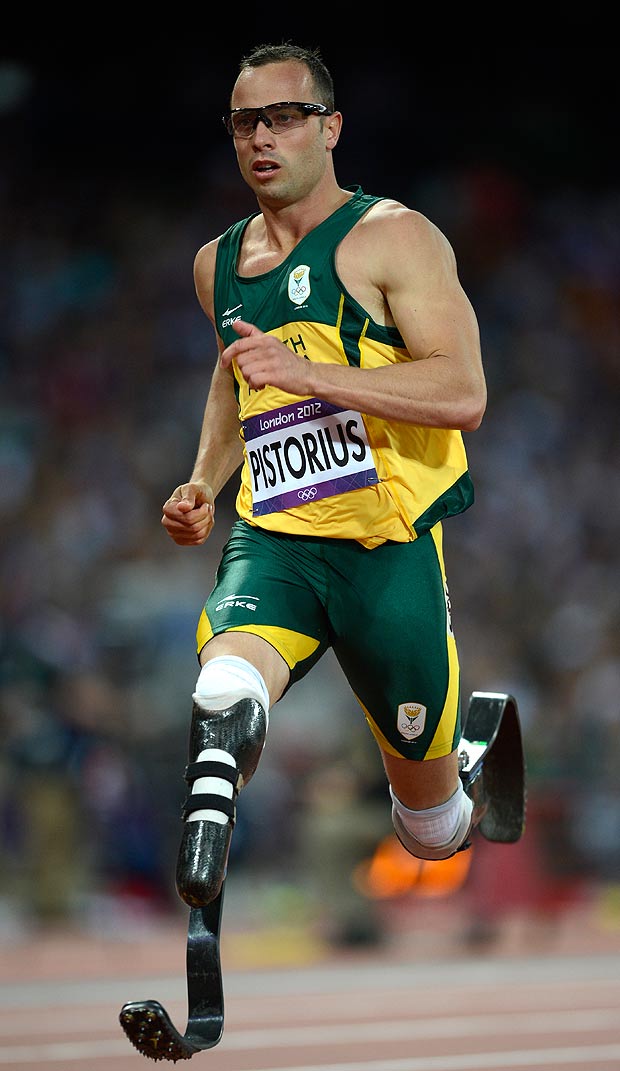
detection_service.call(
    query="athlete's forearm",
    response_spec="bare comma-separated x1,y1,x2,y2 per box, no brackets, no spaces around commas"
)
304,356,487,432
223,323,486,431
190,362,243,496
190,439,243,499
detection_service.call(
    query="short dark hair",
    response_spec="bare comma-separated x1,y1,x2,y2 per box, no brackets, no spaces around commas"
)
236,43,335,112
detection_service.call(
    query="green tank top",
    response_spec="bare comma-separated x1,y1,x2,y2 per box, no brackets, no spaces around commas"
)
213,185,474,548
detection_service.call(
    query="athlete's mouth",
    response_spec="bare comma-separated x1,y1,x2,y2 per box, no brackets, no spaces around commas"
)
252,160,279,174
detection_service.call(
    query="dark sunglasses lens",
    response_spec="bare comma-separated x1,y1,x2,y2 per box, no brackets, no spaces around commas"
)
268,104,307,126
226,104,323,136
229,110,258,136
230,108,288,136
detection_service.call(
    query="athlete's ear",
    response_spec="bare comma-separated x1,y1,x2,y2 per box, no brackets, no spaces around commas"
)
324,110,342,151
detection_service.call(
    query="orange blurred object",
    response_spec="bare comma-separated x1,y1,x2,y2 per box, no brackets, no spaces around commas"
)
353,834,472,900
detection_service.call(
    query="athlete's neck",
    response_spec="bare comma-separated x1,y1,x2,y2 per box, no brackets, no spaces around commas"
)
256,185,353,254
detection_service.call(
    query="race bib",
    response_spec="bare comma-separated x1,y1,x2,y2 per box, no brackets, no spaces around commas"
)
243,398,379,516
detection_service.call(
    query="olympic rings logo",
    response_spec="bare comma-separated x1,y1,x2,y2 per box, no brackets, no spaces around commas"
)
297,487,318,501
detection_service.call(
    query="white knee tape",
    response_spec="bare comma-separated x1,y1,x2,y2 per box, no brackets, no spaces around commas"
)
193,656,270,720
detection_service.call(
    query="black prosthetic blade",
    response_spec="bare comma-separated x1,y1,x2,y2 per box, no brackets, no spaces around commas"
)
119,886,225,1061
184,892,225,1048
462,692,526,844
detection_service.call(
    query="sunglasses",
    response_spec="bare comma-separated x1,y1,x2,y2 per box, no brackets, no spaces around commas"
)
223,101,334,138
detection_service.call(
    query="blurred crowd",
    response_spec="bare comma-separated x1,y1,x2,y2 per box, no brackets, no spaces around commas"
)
1,53,619,944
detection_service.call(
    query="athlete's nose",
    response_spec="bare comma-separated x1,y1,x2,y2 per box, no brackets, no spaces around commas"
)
251,118,276,146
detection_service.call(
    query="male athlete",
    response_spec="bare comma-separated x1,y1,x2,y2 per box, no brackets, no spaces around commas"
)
161,43,520,910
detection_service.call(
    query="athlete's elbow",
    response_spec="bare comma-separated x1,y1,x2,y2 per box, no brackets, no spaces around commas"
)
461,403,485,432
458,386,487,432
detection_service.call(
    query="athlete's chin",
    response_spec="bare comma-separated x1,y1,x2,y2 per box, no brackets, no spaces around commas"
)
249,179,296,208
249,172,285,195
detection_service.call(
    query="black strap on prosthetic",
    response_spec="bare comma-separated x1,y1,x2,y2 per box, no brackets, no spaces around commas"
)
184,760,242,787
181,795,236,821
181,759,241,823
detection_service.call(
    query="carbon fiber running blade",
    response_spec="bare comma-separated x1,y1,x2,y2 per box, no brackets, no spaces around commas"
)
119,888,225,1061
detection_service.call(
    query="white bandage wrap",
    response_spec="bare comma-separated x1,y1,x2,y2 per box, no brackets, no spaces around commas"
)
390,780,472,849
193,655,270,718
187,656,270,824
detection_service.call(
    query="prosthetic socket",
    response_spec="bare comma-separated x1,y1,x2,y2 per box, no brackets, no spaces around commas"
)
176,697,267,907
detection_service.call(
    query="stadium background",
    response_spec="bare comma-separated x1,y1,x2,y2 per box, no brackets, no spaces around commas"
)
1,36,618,950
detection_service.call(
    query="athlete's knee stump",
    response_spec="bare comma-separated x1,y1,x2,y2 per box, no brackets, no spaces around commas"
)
391,692,526,862
176,697,267,907
391,782,473,861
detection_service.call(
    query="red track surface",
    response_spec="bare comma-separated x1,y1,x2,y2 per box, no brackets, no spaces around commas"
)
1,897,620,1071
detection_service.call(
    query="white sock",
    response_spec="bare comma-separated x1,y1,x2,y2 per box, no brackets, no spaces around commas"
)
390,781,471,848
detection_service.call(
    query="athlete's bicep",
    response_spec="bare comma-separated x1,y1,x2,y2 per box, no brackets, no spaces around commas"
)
383,214,482,369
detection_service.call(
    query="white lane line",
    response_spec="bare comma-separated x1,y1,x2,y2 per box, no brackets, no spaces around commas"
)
1,987,618,1035
1,1041,620,1067
0,1009,619,1063
0,1040,128,1064
1,999,618,1040
218,1009,620,1050
0,1007,616,1043
2,953,620,1008
226,1048,620,1071
1,975,618,1018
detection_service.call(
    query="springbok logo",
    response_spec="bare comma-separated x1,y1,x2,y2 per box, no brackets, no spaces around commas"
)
397,702,427,740
288,264,311,306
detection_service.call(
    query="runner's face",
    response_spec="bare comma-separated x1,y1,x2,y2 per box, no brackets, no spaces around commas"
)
229,61,333,205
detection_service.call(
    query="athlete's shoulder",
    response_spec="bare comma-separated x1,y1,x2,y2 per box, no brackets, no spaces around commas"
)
193,236,221,321
359,197,457,268
363,197,447,237
194,234,220,274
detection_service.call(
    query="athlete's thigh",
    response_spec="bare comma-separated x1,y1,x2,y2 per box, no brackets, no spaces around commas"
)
329,525,461,760
197,520,330,685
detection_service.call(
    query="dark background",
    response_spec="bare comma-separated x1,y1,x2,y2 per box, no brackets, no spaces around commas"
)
3,41,616,194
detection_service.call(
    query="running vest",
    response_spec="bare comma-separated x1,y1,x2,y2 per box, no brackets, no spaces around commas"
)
213,185,474,549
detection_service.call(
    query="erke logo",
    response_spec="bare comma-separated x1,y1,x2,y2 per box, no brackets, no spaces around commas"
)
288,264,311,306
221,303,243,329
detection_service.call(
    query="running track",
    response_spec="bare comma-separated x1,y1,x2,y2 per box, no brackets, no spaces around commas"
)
1,906,619,1071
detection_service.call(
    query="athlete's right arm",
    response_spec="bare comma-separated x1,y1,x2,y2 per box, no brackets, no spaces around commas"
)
161,239,243,548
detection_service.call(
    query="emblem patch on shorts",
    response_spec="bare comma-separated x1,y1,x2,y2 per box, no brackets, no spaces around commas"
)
397,702,427,740
288,264,311,306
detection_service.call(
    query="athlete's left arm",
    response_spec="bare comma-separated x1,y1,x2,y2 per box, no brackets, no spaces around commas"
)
326,204,487,430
